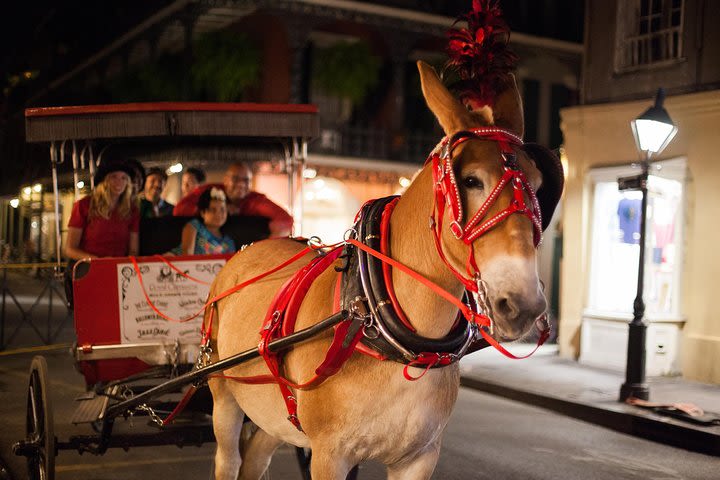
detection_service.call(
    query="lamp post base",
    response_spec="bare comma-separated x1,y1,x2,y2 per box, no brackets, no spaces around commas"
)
620,320,649,401
620,382,649,401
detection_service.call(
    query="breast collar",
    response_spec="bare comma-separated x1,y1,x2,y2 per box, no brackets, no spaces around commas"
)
339,196,488,366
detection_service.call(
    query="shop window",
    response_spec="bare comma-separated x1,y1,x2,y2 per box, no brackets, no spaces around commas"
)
587,159,685,318
616,0,684,71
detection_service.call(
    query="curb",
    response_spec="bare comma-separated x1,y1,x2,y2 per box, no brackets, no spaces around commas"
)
460,376,720,457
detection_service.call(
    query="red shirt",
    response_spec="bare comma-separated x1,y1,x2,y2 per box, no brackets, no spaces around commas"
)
68,196,140,257
173,184,293,233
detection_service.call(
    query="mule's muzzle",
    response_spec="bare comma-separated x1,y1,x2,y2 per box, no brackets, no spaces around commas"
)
492,291,547,340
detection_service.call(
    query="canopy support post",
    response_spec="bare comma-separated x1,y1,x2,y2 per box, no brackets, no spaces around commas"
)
50,142,63,271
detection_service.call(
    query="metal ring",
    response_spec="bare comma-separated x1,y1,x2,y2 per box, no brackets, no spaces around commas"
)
362,324,380,340
343,228,358,241
307,236,323,248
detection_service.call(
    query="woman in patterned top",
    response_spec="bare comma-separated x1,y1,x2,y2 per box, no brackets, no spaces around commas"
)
178,187,236,255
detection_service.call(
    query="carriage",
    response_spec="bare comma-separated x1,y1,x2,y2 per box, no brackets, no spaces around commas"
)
12,101,331,479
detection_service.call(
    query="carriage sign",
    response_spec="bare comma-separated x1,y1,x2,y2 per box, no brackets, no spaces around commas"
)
116,259,226,344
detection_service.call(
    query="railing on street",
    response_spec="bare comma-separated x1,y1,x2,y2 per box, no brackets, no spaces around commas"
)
0,262,72,350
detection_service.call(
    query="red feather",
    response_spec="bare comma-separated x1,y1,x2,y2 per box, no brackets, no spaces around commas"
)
444,0,518,109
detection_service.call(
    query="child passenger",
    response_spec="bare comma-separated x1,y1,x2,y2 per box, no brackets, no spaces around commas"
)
177,187,236,255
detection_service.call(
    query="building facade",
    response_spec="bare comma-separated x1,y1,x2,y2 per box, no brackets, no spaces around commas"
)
560,0,720,383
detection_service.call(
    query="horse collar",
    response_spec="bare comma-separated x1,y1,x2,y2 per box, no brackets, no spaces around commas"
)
341,196,488,366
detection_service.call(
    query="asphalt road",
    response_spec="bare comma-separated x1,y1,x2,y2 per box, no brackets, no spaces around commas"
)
1,347,718,480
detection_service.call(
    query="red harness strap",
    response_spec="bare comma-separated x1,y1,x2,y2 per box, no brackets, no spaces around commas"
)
216,247,366,431
379,197,415,331
256,249,343,430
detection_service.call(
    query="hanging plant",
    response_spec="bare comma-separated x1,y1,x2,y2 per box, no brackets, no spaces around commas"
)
110,54,185,102
312,41,381,105
191,31,260,102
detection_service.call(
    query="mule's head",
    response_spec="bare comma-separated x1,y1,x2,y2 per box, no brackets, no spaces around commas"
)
418,61,548,341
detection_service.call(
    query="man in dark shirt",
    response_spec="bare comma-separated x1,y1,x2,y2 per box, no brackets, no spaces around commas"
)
140,167,174,218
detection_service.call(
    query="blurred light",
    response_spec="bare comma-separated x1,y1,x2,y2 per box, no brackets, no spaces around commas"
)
76,181,85,189
303,168,317,179
167,163,183,175
632,119,676,154
630,88,677,155
559,147,569,180
314,178,325,188
31,221,38,229
10,198,20,208
33,183,42,193
399,176,411,188
22,186,32,196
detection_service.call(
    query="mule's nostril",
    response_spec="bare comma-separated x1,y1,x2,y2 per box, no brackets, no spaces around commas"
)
495,297,517,319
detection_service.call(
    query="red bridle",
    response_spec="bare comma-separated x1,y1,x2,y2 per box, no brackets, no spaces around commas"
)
428,127,543,294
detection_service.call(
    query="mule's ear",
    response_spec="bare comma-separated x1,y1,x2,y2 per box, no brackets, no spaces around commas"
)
491,74,524,138
417,61,473,135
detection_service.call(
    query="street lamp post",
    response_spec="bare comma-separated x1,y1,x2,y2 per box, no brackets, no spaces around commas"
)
619,88,677,402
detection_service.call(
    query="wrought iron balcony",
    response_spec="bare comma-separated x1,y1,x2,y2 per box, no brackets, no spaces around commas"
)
310,126,438,164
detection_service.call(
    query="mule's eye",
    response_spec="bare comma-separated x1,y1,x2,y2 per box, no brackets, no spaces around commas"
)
462,175,484,190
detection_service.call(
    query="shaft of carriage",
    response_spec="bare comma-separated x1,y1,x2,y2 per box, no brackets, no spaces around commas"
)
97,310,350,448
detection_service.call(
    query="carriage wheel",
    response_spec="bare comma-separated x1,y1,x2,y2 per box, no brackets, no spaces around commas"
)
25,356,56,480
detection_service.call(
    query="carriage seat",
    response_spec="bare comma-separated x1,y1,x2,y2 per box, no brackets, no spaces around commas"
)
139,215,271,255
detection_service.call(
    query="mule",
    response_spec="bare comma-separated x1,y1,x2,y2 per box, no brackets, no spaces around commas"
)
207,61,548,480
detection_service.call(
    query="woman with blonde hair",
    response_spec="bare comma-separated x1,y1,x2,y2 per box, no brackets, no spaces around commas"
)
65,158,140,260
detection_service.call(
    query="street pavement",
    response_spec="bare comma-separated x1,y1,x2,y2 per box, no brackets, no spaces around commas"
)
2,269,720,478
1,346,719,480
459,345,720,456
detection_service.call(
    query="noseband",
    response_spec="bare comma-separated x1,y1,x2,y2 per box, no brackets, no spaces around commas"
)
428,127,543,295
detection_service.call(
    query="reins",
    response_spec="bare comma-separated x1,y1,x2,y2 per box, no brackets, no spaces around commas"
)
130,127,551,426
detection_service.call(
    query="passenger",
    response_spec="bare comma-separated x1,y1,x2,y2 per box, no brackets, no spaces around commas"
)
65,158,139,260
140,167,174,218
173,162,293,237
181,166,206,197
126,158,146,199
177,187,236,255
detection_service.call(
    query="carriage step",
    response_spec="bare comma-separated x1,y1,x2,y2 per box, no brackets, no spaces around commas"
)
71,391,109,424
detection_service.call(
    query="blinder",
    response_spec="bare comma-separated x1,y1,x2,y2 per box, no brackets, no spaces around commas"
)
522,143,564,231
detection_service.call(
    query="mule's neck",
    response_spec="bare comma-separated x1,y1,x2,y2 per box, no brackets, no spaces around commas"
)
388,167,465,339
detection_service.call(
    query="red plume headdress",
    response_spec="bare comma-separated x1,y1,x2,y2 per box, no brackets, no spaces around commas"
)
444,0,518,110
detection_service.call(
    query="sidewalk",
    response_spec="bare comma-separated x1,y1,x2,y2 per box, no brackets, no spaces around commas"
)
459,344,720,457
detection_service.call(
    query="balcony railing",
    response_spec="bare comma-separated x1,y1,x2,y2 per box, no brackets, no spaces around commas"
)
311,126,439,164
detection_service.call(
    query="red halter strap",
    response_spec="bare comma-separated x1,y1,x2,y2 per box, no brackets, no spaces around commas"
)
428,127,542,291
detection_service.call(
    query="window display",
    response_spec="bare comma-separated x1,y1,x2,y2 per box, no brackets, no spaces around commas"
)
587,161,684,318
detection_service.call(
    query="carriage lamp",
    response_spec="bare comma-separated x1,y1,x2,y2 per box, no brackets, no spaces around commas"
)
619,88,677,402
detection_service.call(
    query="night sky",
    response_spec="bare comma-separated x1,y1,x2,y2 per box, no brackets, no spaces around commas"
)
1,1,172,110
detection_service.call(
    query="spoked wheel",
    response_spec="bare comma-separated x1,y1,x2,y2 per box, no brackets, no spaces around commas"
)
20,356,56,480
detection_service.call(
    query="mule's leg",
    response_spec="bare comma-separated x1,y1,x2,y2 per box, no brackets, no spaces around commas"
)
309,449,354,480
386,443,441,480
237,427,283,480
210,380,245,480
